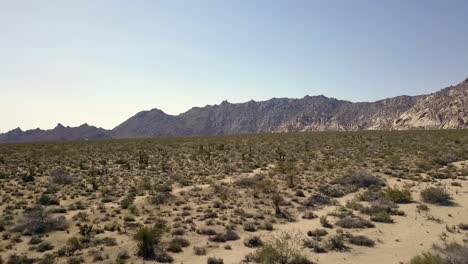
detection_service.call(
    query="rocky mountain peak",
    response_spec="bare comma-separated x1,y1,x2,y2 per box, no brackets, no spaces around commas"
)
2,76,468,143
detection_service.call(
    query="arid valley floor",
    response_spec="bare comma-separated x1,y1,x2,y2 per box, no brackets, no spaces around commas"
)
0,130,467,264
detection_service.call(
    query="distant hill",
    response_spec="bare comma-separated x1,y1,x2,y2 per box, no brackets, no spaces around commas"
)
0,124,111,143
2,77,468,143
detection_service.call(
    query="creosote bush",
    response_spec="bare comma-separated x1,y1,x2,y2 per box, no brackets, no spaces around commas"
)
253,232,314,264
421,187,453,206
348,235,375,247
385,187,412,204
410,252,445,264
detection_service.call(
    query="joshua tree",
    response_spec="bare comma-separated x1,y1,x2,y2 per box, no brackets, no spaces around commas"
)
138,150,149,168
272,193,284,216
134,219,167,259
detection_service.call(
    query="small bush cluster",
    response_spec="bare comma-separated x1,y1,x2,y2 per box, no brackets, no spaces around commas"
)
421,187,453,205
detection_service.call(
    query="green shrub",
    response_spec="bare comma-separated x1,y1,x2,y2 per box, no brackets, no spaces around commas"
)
194,246,207,256
325,234,347,252
134,223,166,259
336,216,375,228
167,241,182,253
207,257,224,264
421,187,453,205
255,232,312,263
336,171,384,188
348,235,375,247
371,211,393,223
385,187,412,203
244,236,263,248
410,252,445,264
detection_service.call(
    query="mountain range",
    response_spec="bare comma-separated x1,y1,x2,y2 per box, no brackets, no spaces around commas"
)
2,77,468,143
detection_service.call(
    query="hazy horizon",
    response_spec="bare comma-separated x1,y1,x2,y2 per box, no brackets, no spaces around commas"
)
2,0,468,133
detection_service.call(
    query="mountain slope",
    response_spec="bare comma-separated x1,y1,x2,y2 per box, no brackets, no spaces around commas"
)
0,124,111,143
393,78,468,129
2,77,468,143
112,94,422,137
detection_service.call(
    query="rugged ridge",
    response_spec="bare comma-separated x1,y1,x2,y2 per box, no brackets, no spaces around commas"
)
0,124,111,143
2,77,468,143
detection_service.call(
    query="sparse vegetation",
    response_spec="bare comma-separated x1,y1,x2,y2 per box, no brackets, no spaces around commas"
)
421,187,453,206
0,130,467,263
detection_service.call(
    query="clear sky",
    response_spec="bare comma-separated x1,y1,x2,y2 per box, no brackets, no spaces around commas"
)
2,0,468,133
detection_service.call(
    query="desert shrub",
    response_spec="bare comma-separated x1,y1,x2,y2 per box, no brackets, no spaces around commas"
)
51,169,73,185
117,250,130,260
357,187,385,202
29,236,43,245
410,252,445,264
336,171,384,188
97,237,117,247
417,204,429,212
155,182,172,193
225,230,240,241
325,234,347,251
421,187,453,205
304,192,333,208
307,229,328,237
171,228,185,236
348,235,375,247
134,223,167,259
155,249,174,263
120,196,133,209
243,222,257,232
336,216,375,228
260,221,274,231
151,193,173,205
302,211,317,219
256,178,277,194
209,233,227,243
370,211,393,223
63,237,82,256
235,175,263,188
171,237,190,247
7,254,36,264
194,246,207,256
385,187,412,203
202,211,218,220
289,256,315,264
36,241,54,252
360,198,398,215
37,194,60,206
38,254,55,264
21,173,35,183
295,190,305,197
199,228,217,236
207,257,224,264
244,236,263,248
434,242,468,264
319,215,333,228
167,241,183,253
67,256,84,264
319,184,356,198
254,232,312,264
13,206,68,234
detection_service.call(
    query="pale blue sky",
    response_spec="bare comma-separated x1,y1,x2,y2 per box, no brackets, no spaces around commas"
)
1,0,468,132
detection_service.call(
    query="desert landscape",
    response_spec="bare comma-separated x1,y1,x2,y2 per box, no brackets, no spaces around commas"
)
3,1,468,264
0,130,467,264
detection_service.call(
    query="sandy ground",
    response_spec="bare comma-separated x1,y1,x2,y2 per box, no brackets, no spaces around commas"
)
168,165,468,264
2,164,467,264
